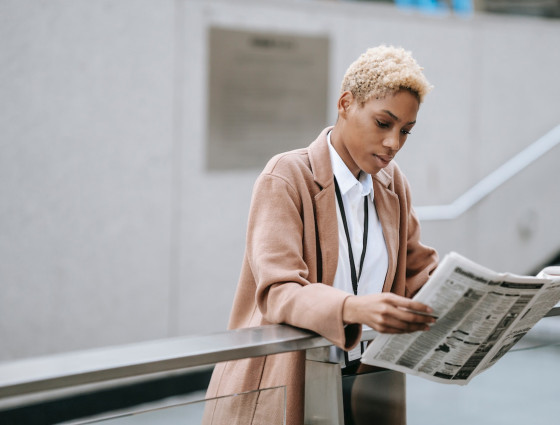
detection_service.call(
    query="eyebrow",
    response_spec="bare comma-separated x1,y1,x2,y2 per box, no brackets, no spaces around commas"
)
382,109,416,125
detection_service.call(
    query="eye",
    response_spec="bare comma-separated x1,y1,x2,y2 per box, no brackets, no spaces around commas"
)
376,119,389,128
401,129,412,135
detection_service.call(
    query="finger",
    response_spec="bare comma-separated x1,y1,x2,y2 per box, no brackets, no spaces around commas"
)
398,299,435,315
388,299,436,320
365,303,434,332
371,310,432,333
390,305,436,324
397,308,438,322
373,320,430,334
381,294,434,314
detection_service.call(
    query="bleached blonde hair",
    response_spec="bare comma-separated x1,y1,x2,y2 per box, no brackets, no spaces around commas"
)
340,45,432,104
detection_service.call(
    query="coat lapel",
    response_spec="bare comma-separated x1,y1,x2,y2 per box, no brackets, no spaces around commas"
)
373,169,400,292
308,128,400,290
308,128,338,286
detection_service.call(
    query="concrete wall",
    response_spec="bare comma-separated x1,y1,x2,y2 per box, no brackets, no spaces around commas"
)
1,0,559,361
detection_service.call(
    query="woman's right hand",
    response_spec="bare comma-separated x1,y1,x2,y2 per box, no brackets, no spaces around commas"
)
342,292,436,334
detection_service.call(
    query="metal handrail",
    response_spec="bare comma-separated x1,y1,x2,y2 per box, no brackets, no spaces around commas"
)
415,124,560,221
0,326,378,401
1,307,560,403
0,325,323,400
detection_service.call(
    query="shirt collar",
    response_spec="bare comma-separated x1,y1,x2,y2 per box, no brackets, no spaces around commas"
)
327,131,374,201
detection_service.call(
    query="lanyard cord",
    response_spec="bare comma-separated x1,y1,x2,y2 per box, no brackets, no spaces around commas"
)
334,177,369,296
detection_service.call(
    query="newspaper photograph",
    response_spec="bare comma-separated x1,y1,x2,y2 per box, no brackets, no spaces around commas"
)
361,252,560,385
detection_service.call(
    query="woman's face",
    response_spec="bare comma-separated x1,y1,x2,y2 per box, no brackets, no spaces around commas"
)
332,89,420,178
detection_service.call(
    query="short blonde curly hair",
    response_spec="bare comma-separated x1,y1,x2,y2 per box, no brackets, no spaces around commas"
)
341,45,432,104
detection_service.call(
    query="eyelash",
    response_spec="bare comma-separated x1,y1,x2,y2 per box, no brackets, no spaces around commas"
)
376,120,389,128
376,120,412,135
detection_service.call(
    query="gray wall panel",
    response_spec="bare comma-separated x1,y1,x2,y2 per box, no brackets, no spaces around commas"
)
1,0,176,360
1,0,559,360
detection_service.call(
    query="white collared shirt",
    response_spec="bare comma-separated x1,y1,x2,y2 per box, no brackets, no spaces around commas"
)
327,131,389,297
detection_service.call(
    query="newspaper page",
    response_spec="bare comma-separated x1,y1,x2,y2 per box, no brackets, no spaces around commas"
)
477,266,560,373
361,252,560,385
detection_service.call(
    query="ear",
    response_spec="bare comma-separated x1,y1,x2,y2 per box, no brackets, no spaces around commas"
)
337,91,354,118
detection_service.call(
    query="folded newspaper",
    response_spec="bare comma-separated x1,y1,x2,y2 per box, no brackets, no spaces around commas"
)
361,252,560,385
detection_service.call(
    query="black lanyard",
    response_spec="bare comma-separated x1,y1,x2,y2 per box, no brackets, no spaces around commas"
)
334,177,369,296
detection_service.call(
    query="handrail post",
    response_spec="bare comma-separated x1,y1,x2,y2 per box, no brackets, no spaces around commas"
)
304,347,344,425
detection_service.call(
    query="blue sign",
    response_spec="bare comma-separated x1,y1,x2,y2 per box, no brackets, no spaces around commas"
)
395,0,473,16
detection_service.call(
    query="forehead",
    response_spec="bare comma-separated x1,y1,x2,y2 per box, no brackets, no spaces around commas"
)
360,90,420,121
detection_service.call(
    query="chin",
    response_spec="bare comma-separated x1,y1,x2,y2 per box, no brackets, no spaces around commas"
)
363,167,381,176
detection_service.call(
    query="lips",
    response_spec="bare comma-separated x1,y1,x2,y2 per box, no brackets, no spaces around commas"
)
374,154,393,166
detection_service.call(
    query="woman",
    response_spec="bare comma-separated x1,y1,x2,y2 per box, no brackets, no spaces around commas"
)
204,45,439,425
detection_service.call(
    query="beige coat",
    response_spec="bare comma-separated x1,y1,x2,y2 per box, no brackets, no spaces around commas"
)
204,127,438,425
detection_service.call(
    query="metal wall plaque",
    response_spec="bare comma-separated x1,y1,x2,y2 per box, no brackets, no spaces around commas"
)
206,27,329,170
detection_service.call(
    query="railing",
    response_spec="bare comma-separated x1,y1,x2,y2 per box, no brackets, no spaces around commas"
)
0,325,342,400
1,306,560,423
415,124,560,221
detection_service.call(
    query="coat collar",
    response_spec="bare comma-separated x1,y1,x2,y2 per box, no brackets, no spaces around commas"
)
308,126,335,190
308,127,399,290
308,126,393,190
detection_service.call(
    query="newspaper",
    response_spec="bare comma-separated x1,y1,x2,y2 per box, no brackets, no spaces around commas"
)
361,252,560,385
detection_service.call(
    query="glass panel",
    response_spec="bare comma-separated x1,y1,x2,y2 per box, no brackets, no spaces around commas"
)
71,386,286,425
407,319,560,424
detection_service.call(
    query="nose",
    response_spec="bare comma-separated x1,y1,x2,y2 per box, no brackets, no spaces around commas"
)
383,132,400,151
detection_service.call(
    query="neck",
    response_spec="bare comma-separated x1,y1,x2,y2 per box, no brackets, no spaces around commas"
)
330,126,361,179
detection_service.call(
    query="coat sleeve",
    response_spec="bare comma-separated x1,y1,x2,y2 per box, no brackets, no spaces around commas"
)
247,172,361,350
